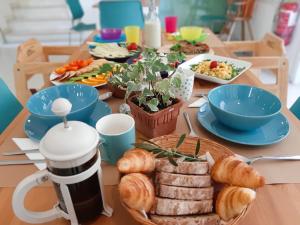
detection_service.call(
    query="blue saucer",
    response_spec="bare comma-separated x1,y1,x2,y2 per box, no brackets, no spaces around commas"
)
197,103,290,146
24,100,112,142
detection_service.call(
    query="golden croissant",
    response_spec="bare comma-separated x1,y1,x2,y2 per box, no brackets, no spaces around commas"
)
216,186,256,221
117,148,155,173
119,173,155,212
211,156,265,188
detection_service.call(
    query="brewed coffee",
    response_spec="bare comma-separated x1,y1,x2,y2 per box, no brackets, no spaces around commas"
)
50,153,103,223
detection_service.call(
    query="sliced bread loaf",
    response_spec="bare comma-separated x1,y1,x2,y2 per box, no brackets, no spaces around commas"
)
155,172,211,188
150,214,220,225
155,158,209,175
156,184,214,200
150,197,213,216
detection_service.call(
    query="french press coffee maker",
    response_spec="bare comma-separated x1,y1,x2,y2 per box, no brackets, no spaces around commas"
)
12,98,113,225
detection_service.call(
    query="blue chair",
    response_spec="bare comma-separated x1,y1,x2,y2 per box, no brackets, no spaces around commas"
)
290,97,300,120
0,78,23,134
99,0,144,29
65,0,96,44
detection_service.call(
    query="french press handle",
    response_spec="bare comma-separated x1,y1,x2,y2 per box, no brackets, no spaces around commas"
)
12,170,63,223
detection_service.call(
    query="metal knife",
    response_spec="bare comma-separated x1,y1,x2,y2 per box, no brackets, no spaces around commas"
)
0,159,45,166
194,93,208,97
1,149,40,156
99,92,112,101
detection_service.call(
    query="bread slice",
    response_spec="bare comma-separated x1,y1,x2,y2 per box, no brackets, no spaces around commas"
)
156,184,214,200
150,197,213,216
155,172,211,188
156,158,209,175
150,214,220,225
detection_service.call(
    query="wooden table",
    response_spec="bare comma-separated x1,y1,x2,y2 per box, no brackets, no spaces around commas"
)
1,29,300,225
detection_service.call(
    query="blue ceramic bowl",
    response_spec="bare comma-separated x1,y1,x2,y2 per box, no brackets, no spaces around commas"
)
27,84,99,126
208,84,281,131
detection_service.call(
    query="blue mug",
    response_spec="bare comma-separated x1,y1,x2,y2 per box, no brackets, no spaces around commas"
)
96,113,135,165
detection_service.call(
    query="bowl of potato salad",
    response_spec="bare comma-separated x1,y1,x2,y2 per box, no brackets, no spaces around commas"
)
179,54,252,84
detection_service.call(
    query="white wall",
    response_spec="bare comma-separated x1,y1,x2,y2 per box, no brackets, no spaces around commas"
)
288,19,300,84
0,0,13,44
0,0,12,29
249,0,300,85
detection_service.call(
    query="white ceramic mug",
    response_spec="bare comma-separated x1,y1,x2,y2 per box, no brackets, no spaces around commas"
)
174,67,195,101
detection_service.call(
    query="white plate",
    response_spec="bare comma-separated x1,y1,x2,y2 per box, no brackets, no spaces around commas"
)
49,73,107,88
179,54,252,84
89,49,131,59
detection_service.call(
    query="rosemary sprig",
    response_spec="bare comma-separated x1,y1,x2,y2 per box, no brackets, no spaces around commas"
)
134,134,203,166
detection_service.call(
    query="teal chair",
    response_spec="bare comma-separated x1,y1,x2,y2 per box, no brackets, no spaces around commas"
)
198,15,226,34
99,0,144,29
290,97,300,120
0,78,23,134
190,0,227,33
65,0,96,44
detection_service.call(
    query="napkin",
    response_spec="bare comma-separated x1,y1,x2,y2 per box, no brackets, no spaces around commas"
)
12,138,46,170
188,97,208,108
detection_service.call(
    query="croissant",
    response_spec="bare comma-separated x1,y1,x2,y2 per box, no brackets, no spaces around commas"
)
119,173,155,212
211,156,265,188
117,148,155,173
216,186,256,221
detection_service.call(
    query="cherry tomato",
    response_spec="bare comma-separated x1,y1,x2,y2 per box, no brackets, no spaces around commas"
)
169,62,175,68
127,42,138,51
210,61,218,69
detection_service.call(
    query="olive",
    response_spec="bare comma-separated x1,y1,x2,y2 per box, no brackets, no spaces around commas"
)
160,71,169,79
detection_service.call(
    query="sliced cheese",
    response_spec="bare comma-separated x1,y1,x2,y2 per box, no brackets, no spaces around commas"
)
91,43,129,58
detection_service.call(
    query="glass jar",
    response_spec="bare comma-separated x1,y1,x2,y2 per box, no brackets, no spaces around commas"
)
144,0,162,48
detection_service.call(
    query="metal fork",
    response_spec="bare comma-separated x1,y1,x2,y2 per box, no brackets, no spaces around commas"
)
235,154,300,165
183,112,198,137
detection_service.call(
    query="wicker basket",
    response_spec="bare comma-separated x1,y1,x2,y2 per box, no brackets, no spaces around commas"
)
121,134,252,225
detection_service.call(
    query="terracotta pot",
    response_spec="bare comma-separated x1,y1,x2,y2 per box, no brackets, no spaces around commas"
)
128,96,183,138
108,83,127,99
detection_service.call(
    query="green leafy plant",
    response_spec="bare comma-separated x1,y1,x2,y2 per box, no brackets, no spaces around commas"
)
125,48,185,113
109,63,136,89
134,134,202,166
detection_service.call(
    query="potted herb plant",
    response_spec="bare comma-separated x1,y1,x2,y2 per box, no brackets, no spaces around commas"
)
107,63,129,98
125,48,185,138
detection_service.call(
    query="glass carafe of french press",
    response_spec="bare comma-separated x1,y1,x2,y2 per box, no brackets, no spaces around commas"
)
12,98,113,225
